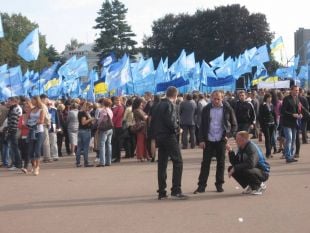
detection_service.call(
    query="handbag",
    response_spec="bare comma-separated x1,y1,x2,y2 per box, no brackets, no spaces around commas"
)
130,121,145,133
98,113,114,131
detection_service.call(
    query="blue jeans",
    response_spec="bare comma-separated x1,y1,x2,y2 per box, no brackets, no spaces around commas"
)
98,129,113,165
76,129,91,165
1,143,9,167
283,127,296,160
8,132,22,168
28,132,44,160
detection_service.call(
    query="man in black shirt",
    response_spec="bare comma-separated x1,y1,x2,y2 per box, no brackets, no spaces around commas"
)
152,86,188,200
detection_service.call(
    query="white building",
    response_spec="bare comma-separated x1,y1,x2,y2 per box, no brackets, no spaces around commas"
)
62,43,100,70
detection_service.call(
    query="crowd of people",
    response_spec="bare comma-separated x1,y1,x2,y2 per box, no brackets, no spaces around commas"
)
0,86,309,198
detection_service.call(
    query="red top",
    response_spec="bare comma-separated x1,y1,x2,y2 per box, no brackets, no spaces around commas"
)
18,115,29,137
112,105,124,128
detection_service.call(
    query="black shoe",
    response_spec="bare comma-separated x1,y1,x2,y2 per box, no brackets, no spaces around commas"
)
171,193,189,200
216,185,224,192
193,187,205,194
158,193,168,200
151,157,155,162
286,158,298,163
295,154,299,158
76,164,82,167
84,164,94,167
96,164,104,167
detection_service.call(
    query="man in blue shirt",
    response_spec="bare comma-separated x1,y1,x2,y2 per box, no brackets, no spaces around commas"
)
194,90,237,193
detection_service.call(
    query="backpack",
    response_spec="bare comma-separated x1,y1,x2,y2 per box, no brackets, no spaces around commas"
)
98,113,113,131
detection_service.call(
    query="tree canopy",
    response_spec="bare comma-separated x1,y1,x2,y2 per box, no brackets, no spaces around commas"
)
0,13,50,71
93,0,137,59
143,4,274,65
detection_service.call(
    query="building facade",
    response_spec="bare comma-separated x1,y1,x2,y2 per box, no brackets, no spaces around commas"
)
294,28,310,65
62,43,100,70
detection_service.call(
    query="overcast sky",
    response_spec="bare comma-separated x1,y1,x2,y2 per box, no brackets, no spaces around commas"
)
2,0,309,60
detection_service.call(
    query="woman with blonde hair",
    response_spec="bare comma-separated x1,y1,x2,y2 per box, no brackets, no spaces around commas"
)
27,96,46,175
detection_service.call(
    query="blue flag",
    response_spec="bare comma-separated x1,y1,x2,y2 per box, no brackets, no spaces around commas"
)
251,45,270,67
100,52,116,67
0,14,4,38
40,62,60,83
209,53,224,68
297,66,308,80
0,64,7,73
18,28,40,62
106,54,131,91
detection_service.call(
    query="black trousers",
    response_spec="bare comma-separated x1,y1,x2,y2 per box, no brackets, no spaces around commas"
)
197,140,226,189
262,125,275,157
112,127,123,160
228,166,269,190
157,135,183,195
123,128,136,158
181,125,195,149
57,129,71,156
18,138,29,169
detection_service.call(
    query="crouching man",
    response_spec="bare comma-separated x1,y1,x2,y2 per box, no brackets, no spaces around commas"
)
226,131,270,195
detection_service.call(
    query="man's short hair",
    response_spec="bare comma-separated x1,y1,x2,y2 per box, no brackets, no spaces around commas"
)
40,94,48,100
166,86,178,98
290,85,298,90
236,131,250,140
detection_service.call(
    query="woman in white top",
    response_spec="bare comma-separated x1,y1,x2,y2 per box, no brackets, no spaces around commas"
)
27,96,45,176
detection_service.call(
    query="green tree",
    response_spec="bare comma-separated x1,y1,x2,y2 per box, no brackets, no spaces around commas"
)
143,4,274,65
93,0,137,58
0,13,50,72
65,38,85,51
45,45,60,63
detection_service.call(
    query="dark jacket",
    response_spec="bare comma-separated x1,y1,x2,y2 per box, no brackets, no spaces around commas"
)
281,95,300,128
229,141,270,173
198,102,237,142
152,98,178,139
179,99,197,126
258,103,276,129
234,100,256,125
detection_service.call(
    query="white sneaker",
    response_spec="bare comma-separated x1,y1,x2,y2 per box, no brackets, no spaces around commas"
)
242,186,253,194
94,158,99,163
260,182,267,191
251,188,263,195
8,166,17,171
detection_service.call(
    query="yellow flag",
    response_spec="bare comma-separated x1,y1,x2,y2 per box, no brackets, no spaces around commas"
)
44,78,60,91
94,82,108,94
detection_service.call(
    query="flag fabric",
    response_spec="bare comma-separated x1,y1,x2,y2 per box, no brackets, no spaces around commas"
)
100,52,116,67
44,78,60,91
297,66,308,79
270,36,284,53
293,55,300,70
40,62,60,83
0,64,7,73
251,45,270,67
186,52,196,71
201,60,217,85
58,55,77,78
18,28,40,62
209,53,224,68
106,54,131,91
156,77,189,92
215,57,233,78
0,14,4,38
94,79,108,94
276,66,295,78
